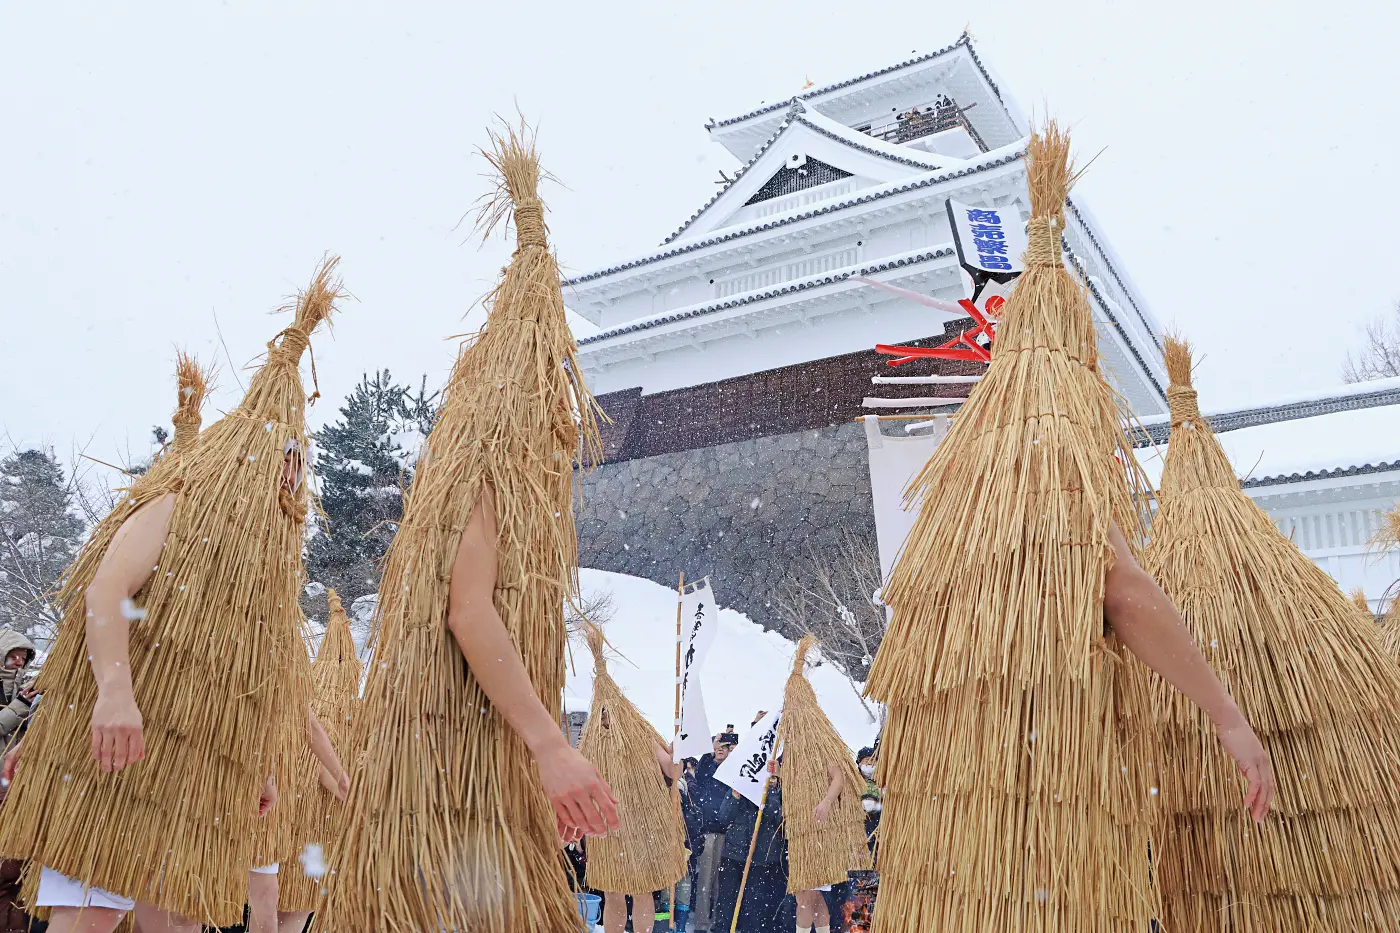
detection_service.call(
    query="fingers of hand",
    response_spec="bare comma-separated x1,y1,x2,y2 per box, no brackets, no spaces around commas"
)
593,782,620,831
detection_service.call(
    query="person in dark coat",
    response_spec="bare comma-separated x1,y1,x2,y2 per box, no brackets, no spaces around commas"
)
709,771,789,933
0,630,41,933
686,729,738,931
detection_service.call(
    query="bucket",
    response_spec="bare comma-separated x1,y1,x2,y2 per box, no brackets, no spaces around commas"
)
576,893,602,926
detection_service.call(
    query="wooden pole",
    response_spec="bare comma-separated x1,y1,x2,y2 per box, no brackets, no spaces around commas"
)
671,572,685,930
729,777,772,933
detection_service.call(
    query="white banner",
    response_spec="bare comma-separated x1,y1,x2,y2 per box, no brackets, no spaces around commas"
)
714,709,781,805
673,578,719,763
863,416,947,583
946,199,1027,278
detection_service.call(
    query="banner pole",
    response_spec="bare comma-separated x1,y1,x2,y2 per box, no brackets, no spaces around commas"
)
729,776,772,933
671,572,685,930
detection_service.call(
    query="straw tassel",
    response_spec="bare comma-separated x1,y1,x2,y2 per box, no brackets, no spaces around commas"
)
863,121,1160,932
317,121,601,933
1,265,336,927
576,623,688,894
1147,336,1400,930
777,635,872,892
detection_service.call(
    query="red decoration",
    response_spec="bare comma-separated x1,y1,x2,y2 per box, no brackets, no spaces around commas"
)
876,295,1003,366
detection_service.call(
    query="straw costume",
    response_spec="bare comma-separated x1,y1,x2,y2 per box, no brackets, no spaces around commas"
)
777,636,871,892
0,263,339,926
277,588,362,912
319,124,602,933
863,123,1159,933
576,622,687,895
1146,337,1400,931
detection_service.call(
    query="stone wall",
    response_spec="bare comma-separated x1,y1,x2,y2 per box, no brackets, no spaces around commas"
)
576,421,876,634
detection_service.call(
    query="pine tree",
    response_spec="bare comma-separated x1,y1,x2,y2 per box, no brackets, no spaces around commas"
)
305,370,437,611
0,448,86,646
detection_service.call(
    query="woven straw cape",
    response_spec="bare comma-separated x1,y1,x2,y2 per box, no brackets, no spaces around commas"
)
1146,337,1400,931
0,263,338,926
777,635,871,892
864,122,1160,933
317,124,602,933
277,588,363,911
576,622,687,894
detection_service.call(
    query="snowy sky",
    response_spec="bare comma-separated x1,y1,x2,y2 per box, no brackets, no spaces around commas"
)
3,1,1397,479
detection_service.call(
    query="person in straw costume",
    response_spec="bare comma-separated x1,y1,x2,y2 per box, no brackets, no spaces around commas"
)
0,261,351,933
777,636,870,933
318,123,617,933
24,351,213,933
246,588,361,933
863,122,1275,933
1146,336,1400,931
576,621,687,933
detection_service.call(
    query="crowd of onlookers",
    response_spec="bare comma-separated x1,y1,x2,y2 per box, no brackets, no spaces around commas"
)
567,716,882,933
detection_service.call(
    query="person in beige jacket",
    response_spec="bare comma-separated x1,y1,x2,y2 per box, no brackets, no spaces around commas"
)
0,630,38,746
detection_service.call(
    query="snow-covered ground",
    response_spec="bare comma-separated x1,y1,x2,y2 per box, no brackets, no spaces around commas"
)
566,568,881,753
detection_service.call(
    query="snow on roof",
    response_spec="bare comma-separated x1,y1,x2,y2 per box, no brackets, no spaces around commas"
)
562,143,1025,287
710,32,1012,132
1134,400,1400,489
662,103,956,248
566,568,880,752
578,245,955,347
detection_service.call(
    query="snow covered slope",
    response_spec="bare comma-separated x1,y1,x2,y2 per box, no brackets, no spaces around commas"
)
567,569,880,753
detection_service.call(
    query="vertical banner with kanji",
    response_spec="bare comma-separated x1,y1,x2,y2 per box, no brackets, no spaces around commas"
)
946,199,1028,280
673,578,719,763
714,709,782,805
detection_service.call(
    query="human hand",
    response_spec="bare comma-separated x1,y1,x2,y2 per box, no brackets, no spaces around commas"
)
17,687,38,703
813,800,831,826
91,689,144,773
537,740,618,837
1,743,20,784
1216,717,1275,823
258,775,277,817
557,812,584,846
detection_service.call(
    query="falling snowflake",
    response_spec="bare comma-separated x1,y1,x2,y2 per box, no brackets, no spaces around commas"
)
300,843,328,879
119,599,147,622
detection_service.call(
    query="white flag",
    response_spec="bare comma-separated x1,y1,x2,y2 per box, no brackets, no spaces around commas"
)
673,579,719,763
714,709,782,805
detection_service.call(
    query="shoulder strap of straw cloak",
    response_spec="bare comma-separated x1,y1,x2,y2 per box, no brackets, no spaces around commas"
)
320,124,601,933
1145,336,1400,931
863,122,1159,933
0,263,339,927
576,623,688,894
777,636,872,892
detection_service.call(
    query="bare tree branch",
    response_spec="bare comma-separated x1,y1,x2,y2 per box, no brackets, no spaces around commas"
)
1342,300,1400,383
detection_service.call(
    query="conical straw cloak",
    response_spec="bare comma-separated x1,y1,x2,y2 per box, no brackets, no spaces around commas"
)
277,588,363,911
864,122,1159,933
777,636,871,892
1145,337,1400,931
576,622,687,894
0,262,339,926
319,123,602,933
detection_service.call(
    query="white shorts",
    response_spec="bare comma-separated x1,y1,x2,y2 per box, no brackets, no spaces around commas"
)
250,863,279,875
35,866,136,911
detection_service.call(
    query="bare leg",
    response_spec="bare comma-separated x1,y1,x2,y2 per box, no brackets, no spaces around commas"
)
602,892,628,933
795,890,818,931
45,907,125,933
129,905,200,933
277,910,313,933
246,870,279,933
813,894,830,931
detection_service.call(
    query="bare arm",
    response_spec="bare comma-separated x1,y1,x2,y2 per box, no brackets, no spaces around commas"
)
1104,524,1274,821
447,488,618,836
653,742,676,781
813,762,843,825
83,493,176,773
305,706,348,798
